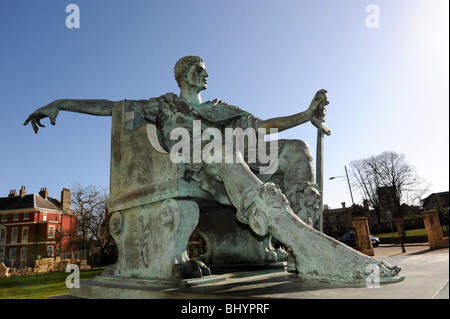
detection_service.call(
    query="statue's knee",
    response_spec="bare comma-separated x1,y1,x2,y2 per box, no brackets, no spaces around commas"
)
286,139,309,153
280,140,312,164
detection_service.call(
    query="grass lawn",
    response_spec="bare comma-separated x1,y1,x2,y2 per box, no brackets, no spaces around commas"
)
0,269,103,299
373,228,428,238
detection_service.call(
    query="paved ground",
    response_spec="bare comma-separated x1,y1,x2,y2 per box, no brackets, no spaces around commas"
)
55,242,449,299
373,242,449,257
70,251,449,299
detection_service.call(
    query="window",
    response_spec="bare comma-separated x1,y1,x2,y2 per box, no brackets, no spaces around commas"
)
47,246,53,257
22,227,29,243
13,213,19,221
11,228,18,243
2,214,8,222
0,229,5,242
48,226,55,239
10,248,17,266
21,247,27,259
43,212,47,221
24,213,30,220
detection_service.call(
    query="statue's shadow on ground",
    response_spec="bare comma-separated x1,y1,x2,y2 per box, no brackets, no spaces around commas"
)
187,269,368,298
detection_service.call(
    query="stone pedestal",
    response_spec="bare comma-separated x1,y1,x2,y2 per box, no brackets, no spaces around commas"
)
352,217,374,256
197,207,287,266
422,210,449,249
104,199,207,279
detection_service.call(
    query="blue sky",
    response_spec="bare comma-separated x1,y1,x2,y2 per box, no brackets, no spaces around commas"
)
0,0,448,209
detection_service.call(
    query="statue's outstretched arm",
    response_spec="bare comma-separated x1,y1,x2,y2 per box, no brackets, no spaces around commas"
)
259,89,329,134
24,99,116,134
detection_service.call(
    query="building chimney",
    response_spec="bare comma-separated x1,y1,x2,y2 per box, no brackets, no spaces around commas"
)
341,202,346,209
61,188,71,211
19,186,26,198
39,187,49,200
8,189,17,197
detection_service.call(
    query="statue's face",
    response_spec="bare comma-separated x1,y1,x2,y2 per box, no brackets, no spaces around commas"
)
185,61,208,92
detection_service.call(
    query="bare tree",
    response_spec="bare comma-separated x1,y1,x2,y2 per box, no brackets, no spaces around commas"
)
71,182,111,256
349,151,430,220
86,191,112,256
349,157,382,223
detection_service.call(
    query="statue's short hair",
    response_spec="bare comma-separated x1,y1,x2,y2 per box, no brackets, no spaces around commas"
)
174,56,204,88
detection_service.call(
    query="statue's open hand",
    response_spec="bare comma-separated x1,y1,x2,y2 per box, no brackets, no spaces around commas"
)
23,102,60,134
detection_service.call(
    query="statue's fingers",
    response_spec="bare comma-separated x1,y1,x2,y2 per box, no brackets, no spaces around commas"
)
31,120,39,134
36,119,46,128
23,115,33,126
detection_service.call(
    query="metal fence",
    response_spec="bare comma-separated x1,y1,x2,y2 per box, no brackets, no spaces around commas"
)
439,212,449,238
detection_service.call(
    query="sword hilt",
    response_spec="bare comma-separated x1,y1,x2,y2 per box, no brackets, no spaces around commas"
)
312,100,331,136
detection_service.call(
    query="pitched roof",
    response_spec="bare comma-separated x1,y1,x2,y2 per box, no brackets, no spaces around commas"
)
422,191,449,203
0,194,62,212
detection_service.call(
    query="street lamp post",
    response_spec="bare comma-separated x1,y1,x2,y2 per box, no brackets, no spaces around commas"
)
386,211,395,242
329,165,355,206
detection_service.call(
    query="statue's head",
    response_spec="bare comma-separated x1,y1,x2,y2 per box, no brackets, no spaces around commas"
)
174,56,208,91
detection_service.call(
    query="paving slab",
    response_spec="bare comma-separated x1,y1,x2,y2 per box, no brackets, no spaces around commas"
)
69,253,448,299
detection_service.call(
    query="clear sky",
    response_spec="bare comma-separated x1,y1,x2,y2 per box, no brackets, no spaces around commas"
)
0,0,448,209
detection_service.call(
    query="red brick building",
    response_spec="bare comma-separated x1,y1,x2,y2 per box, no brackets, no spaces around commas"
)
0,186,77,267
421,191,449,211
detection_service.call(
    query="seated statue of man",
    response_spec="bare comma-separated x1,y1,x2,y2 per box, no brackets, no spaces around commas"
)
24,56,326,227
24,56,403,284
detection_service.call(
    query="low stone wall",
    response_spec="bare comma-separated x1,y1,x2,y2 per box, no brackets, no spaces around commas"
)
379,235,429,245
0,257,91,278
